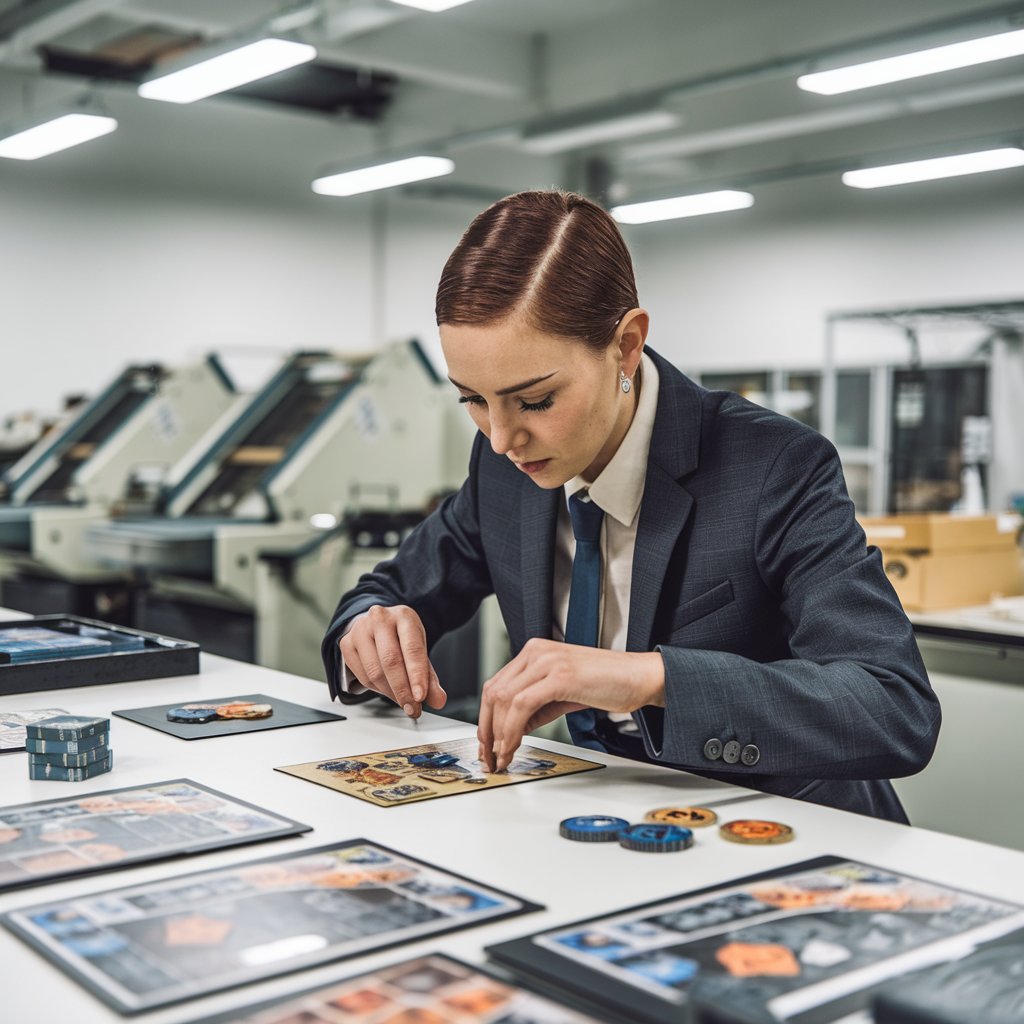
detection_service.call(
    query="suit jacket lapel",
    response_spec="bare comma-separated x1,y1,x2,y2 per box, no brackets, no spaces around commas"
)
520,480,560,644
627,350,703,652
628,467,693,651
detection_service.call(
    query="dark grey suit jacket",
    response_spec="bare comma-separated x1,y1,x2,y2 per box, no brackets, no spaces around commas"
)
323,349,940,823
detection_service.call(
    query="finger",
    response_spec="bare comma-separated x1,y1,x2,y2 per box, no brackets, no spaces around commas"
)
496,682,563,771
477,648,518,772
489,651,538,772
341,632,394,702
477,677,497,773
425,666,447,710
366,610,419,716
395,612,431,704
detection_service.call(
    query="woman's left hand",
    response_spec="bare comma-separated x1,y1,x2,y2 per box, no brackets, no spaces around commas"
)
477,639,666,772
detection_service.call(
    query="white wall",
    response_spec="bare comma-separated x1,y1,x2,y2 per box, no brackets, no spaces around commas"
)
630,170,1024,374
0,176,477,417
3,162,1023,416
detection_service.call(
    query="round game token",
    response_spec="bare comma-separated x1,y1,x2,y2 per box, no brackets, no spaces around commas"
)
644,806,718,828
166,707,221,723
719,819,795,845
559,815,630,843
618,823,694,853
216,703,273,719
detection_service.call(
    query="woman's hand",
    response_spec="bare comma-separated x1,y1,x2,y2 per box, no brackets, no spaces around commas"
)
477,638,665,771
338,605,446,719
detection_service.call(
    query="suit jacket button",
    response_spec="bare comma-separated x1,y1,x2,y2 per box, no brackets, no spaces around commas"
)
703,738,723,760
741,744,760,766
722,740,741,764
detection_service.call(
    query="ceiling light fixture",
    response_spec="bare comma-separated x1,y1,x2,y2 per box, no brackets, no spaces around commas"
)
312,155,455,196
611,190,754,224
798,27,1024,95
842,146,1024,188
0,112,117,161
388,0,479,11
521,108,680,155
138,38,317,104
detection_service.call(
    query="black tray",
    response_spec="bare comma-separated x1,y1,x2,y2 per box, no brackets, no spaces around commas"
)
0,615,199,694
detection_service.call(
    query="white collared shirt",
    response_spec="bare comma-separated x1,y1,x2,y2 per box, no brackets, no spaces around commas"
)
553,351,660,650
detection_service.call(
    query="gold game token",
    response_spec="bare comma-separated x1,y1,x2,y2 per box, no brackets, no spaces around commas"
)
719,819,795,845
645,806,719,827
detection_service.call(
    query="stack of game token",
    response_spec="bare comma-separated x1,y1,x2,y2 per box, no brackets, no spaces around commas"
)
25,715,112,781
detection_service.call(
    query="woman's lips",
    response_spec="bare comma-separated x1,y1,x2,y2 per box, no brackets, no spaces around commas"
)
514,459,550,474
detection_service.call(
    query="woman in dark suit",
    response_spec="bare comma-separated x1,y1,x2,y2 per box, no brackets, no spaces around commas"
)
322,190,940,823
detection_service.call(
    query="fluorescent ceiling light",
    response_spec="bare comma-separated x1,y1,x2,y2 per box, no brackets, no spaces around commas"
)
312,155,455,196
389,0,479,10
612,190,754,224
0,113,117,161
842,147,1024,188
798,28,1024,95
139,38,317,104
522,109,679,155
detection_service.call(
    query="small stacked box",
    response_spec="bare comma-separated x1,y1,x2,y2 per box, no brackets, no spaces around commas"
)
26,715,112,781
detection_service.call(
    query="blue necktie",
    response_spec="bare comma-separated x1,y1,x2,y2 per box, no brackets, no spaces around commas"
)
564,492,606,750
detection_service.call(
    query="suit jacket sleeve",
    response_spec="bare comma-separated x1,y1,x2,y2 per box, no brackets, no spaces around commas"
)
321,432,494,702
644,428,940,780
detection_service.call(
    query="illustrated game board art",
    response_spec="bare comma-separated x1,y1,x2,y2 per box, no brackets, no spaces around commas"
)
2,840,541,1013
276,736,603,807
489,856,1024,1024
189,952,609,1024
0,780,310,892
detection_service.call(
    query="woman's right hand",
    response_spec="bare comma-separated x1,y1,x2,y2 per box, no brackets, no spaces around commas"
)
338,604,446,719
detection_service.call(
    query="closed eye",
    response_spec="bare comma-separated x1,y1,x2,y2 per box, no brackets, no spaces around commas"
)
458,393,554,412
519,393,554,412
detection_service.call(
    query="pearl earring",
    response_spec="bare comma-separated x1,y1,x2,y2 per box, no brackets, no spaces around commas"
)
619,369,632,394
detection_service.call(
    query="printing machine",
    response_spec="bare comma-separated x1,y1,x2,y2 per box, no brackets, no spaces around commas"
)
0,358,237,621
87,340,479,683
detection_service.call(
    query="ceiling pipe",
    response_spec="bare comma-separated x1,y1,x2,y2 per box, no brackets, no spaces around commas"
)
622,72,1024,163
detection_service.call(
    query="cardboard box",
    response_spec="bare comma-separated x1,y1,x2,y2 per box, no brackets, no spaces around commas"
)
858,513,1023,612
860,513,1020,553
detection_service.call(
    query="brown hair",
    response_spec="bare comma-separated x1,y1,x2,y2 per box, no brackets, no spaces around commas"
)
435,190,638,351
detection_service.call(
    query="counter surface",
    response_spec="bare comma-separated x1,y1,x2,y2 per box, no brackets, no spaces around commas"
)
3,619,1024,1023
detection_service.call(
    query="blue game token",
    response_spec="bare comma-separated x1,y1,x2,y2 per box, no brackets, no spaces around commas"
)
618,823,694,852
559,815,630,842
166,707,220,723
408,751,459,767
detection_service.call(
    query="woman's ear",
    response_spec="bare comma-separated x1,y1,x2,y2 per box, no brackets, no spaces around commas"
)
617,308,650,376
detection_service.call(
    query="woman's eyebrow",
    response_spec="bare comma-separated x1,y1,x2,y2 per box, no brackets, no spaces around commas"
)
447,371,558,396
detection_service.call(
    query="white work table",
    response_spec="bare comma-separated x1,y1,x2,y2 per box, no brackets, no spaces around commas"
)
3,642,1024,1023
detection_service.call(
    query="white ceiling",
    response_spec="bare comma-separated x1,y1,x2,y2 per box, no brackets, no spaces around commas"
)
1,0,1022,206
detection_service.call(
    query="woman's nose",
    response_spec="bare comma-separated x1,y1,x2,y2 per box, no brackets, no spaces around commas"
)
488,414,527,455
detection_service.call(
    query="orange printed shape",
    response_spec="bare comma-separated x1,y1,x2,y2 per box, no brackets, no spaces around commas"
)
442,986,509,1013
164,914,233,947
837,888,909,912
750,885,823,910
716,942,801,977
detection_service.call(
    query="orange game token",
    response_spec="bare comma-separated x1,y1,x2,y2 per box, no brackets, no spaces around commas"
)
644,806,718,827
719,819,795,845
216,703,273,719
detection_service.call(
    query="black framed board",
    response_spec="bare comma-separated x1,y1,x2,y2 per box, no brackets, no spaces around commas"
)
188,952,613,1024
113,693,345,739
0,779,310,892
3,838,542,1014
487,856,1024,1024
